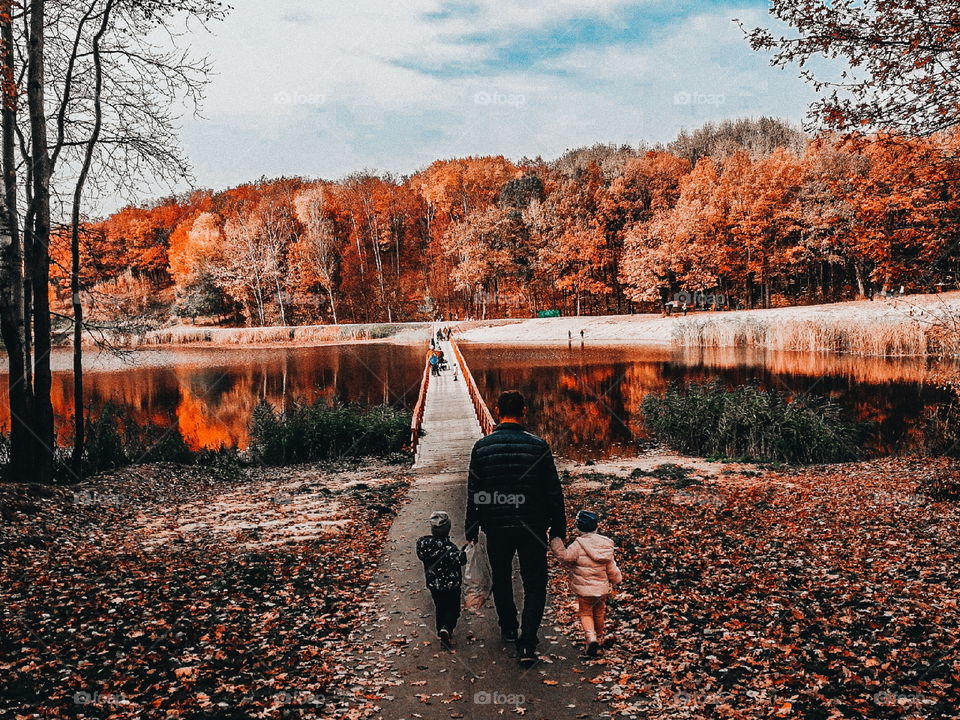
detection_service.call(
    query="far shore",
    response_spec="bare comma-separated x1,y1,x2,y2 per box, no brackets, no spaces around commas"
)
70,290,960,357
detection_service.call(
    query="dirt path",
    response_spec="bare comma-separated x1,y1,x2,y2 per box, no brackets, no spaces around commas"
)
356,355,607,719
360,469,607,720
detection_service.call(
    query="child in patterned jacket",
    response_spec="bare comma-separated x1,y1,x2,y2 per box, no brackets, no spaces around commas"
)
416,510,466,647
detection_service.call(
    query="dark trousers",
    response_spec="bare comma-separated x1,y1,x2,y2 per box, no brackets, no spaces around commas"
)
429,588,461,632
485,527,548,649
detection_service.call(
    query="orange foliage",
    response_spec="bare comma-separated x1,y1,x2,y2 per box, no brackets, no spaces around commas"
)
64,135,960,324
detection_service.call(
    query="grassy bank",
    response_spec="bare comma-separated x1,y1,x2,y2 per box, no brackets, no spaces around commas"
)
135,321,431,347
457,292,960,357
671,312,953,356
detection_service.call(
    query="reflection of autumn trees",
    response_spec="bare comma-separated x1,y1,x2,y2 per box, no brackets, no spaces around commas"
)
0,346,424,451
1,343,950,457
466,345,956,458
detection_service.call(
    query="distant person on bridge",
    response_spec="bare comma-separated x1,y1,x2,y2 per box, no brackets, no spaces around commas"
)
465,390,566,666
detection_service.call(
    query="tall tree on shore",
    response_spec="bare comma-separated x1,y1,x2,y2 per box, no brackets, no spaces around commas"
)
0,0,225,482
0,0,29,483
292,186,342,324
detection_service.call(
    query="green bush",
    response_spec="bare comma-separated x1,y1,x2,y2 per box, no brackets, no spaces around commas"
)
249,400,412,466
80,404,197,475
195,445,245,480
83,403,129,475
122,420,195,465
641,381,861,464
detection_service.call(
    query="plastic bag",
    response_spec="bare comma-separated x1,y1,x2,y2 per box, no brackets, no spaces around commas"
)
462,535,492,611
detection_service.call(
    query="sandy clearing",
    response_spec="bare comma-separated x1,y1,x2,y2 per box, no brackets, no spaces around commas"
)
133,465,399,550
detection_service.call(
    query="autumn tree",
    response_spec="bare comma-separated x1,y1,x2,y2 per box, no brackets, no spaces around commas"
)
535,169,610,316
169,209,236,321
599,152,690,310
622,157,725,305
292,185,342,324
667,117,807,165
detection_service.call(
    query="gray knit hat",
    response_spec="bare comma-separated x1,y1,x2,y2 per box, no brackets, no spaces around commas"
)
429,510,451,536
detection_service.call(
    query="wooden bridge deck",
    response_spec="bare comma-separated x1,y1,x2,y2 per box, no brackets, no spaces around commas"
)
413,340,484,472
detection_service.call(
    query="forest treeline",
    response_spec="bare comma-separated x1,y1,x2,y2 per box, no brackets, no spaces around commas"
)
58,118,960,327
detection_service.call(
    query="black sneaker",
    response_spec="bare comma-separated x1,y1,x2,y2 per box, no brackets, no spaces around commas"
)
517,644,538,666
438,628,452,647
501,628,519,643
586,641,599,657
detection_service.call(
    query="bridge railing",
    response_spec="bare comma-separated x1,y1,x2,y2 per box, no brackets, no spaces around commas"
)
410,350,432,454
450,339,496,436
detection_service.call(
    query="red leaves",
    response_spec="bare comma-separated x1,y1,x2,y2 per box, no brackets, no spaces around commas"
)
553,457,960,718
0,463,411,719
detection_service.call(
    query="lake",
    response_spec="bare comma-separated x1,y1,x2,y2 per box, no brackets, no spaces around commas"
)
460,343,956,460
0,344,427,450
0,342,953,459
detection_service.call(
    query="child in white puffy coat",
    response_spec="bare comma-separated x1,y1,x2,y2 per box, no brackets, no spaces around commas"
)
550,510,622,656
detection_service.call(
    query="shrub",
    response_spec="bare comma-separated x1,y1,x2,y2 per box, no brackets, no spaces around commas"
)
641,381,861,464
122,420,195,465
79,404,197,476
83,403,129,475
195,445,246,481
249,400,412,466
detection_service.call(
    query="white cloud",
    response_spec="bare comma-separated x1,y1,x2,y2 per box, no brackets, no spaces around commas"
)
155,1,816,204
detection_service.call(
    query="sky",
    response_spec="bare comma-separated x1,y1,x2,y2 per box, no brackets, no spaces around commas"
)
164,0,817,198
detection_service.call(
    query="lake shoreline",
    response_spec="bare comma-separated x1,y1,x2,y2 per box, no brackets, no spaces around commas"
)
104,291,960,357
458,291,960,357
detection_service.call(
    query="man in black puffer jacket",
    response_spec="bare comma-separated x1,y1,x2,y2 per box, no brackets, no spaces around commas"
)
465,390,566,665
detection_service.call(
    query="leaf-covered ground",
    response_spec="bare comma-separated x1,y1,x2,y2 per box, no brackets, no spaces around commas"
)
6,455,960,720
551,457,960,719
0,461,411,719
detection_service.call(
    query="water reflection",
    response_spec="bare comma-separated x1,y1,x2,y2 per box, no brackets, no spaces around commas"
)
461,343,958,460
0,344,426,450
1,342,954,459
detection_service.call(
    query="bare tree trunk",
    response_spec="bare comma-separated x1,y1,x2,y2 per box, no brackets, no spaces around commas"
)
325,281,338,324
69,0,113,476
0,0,31,481
27,0,54,483
274,272,286,326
